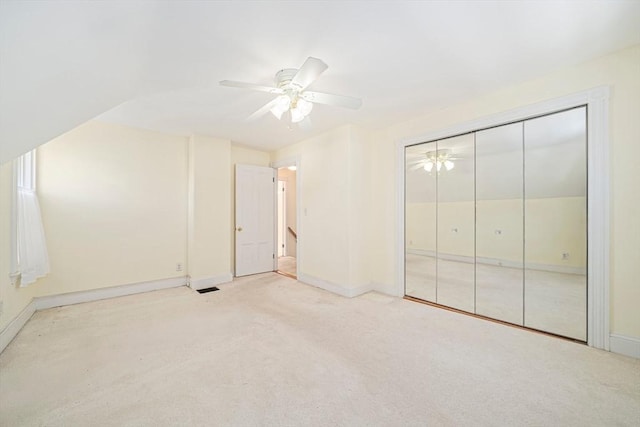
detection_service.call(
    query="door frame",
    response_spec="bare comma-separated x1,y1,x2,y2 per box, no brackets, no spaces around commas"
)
396,86,610,350
277,180,287,257
271,157,301,278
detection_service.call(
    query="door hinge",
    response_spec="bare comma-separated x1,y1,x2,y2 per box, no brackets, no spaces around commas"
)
273,177,275,183
273,253,275,259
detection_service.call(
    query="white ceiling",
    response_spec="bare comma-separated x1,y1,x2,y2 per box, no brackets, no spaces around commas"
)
1,1,639,163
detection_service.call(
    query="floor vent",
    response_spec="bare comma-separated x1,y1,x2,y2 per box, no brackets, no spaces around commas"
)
197,287,220,294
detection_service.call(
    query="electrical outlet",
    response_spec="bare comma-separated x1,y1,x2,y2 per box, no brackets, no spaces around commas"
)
176,263,183,272
562,253,570,261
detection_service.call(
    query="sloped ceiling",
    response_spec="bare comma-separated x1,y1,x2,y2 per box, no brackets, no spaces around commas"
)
1,1,639,164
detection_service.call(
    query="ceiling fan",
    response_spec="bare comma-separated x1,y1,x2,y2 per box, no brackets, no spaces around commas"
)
407,149,461,173
220,57,362,127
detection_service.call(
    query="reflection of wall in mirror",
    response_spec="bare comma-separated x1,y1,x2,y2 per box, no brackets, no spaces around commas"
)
437,202,474,257
406,196,586,271
524,196,586,269
406,202,436,251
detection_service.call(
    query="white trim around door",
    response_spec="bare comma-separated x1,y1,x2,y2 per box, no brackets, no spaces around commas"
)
271,157,301,279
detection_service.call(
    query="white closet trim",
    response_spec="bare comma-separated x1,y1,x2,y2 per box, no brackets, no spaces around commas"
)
396,86,610,350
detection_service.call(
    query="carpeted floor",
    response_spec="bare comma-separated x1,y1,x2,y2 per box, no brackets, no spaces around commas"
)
1,273,638,426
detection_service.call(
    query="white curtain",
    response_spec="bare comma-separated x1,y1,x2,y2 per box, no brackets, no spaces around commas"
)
14,157,50,287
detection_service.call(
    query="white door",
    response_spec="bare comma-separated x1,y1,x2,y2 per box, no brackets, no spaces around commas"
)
235,165,276,276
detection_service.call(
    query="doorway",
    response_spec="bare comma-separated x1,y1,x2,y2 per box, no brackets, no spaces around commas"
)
277,166,297,278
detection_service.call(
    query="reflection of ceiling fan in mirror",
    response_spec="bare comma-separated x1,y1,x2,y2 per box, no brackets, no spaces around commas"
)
220,57,362,128
407,149,459,173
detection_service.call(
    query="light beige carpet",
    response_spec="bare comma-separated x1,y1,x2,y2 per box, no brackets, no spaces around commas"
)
1,273,638,426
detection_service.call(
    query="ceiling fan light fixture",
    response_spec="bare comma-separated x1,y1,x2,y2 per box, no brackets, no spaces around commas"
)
270,95,291,120
290,106,305,123
420,149,455,174
423,161,434,172
221,57,362,127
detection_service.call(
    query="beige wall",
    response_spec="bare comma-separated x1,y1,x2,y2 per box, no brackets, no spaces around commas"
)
36,121,189,296
271,125,376,290
272,126,351,286
348,125,376,287
188,136,232,282
368,131,396,291
1,123,273,336
378,44,640,337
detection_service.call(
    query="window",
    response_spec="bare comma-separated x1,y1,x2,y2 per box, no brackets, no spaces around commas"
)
15,149,36,191
11,149,49,287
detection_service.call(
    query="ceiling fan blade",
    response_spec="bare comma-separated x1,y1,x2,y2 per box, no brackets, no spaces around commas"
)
291,57,328,90
246,98,280,122
301,91,362,110
220,80,284,95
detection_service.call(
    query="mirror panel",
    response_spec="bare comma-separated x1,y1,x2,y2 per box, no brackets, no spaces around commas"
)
475,123,524,324
405,142,437,302
403,107,588,342
436,134,475,313
524,107,587,341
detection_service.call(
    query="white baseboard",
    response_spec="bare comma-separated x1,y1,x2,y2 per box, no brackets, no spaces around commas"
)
35,276,187,311
406,248,437,257
188,273,233,290
0,300,36,354
609,334,640,359
370,281,395,296
4,273,636,360
297,273,372,298
406,249,586,275
1,276,187,355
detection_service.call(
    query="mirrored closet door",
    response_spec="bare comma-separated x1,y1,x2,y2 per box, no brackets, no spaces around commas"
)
475,122,524,325
523,108,587,341
436,134,475,313
405,143,437,302
404,106,587,341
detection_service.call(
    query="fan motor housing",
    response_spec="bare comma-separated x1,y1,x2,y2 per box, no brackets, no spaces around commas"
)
275,68,299,88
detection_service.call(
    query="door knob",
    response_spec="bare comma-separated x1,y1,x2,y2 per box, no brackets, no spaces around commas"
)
237,226,243,232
